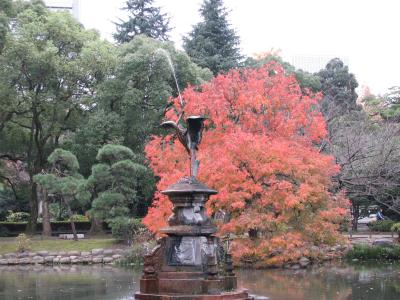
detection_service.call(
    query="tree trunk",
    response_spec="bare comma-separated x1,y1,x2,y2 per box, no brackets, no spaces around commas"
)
351,203,359,232
64,198,78,241
88,217,104,236
41,188,52,237
26,182,38,235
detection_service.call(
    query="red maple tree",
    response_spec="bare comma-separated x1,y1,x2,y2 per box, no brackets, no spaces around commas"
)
144,62,349,265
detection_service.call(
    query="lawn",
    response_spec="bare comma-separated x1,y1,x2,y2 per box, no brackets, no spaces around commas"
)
0,236,125,255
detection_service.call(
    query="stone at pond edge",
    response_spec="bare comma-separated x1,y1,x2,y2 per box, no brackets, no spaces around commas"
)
37,251,49,257
67,251,80,256
44,256,54,263
372,239,394,247
103,249,113,256
32,256,44,264
92,257,103,263
103,257,113,263
91,249,104,256
299,257,310,268
60,257,71,264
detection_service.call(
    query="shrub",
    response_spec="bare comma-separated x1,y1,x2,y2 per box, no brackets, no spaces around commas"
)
119,242,156,266
346,244,400,260
109,218,147,243
16,233,31,253
6,211,30,222
391,223,400,241
0,225,10,237
368,220,395,232
71,214,89,222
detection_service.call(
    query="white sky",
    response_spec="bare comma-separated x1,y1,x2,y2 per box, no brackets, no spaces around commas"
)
77,0,400,95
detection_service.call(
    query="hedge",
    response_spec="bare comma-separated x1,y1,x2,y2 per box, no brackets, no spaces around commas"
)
367,220,395,232
0,221,110,237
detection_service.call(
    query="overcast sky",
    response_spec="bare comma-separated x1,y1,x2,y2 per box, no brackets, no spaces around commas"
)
78,0,400,95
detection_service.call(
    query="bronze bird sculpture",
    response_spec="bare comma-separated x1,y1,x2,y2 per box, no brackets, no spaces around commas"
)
161,114,206,177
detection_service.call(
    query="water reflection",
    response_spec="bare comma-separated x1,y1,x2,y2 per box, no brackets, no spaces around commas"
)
0,265,140,300
0,262,399,299
236,262,400,300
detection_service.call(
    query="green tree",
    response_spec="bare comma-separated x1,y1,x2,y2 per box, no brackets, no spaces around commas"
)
34,149,89,240
88,145,154,240
114,0,171,43
0,3,115,233
94,35,211,156
183,0,242,75
317,58,359,122
244,53,322,93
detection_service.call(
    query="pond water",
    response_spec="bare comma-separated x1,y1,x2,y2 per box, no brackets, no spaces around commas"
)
0,262,399,300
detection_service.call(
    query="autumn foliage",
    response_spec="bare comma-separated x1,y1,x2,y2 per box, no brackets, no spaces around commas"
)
144,62,349,266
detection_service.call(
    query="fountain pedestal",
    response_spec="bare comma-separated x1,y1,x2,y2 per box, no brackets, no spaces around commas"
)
135,176,251,300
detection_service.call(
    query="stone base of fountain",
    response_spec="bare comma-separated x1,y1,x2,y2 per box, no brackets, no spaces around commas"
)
134,177,252,300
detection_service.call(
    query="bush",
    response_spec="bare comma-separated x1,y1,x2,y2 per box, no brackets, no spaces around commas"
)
367,220,395,232
71,214,89,222
0,225,10,237
6,211,30,222
119,241,157,266
346,244,400,260
109,218,146,243
16,233,31,253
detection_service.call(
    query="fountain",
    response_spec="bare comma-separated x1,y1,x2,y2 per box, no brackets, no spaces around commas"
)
135,116,252,299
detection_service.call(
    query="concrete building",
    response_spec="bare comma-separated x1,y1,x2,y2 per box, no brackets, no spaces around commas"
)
44,0,80,21
291,55,350,73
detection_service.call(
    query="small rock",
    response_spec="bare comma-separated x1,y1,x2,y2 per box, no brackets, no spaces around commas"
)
17,252,29,258
114,249,124,254
0,259,8,265
67,251,80,256
112,254,122,260
53,257,60,263
18,258,31,264
28,252,37,257
352,258,359,262
92,257,103,263
4,253,16,258
32,256,44,264
37,251,49,257
69,256,78,260
298,257,310,268
372,239,394,247
44,256,54,263
7,258,18,265
71,258,81,264
103,257,113,263
49,252,58,256
60,257,71,264
81,251,91,257
290,264,300,270
58,251,67,257
92,249,104,256
103,249,114,256
81,256,92,263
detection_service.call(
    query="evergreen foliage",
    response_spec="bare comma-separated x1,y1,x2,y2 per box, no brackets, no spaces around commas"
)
114,0,171,43
183,0,242,75
88,144,154,239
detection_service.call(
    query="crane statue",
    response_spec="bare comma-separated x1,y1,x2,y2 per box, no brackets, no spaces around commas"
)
161,113,206,178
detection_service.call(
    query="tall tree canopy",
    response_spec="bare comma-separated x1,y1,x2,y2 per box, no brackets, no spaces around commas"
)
70,35,212,178
114,0,171,43
317,58,359,122
144,62,348,266
0,2,115,232
183,0,242,75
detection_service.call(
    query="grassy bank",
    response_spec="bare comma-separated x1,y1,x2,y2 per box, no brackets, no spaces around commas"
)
346,244,400,260
0,237,123,255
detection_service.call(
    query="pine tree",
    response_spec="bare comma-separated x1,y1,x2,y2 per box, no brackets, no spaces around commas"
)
114,0,171,43
183,0,242,75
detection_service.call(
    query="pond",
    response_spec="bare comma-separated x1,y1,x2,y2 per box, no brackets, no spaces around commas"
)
0,262,399,300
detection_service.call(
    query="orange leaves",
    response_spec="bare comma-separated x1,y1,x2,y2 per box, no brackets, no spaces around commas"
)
143,62,349,265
